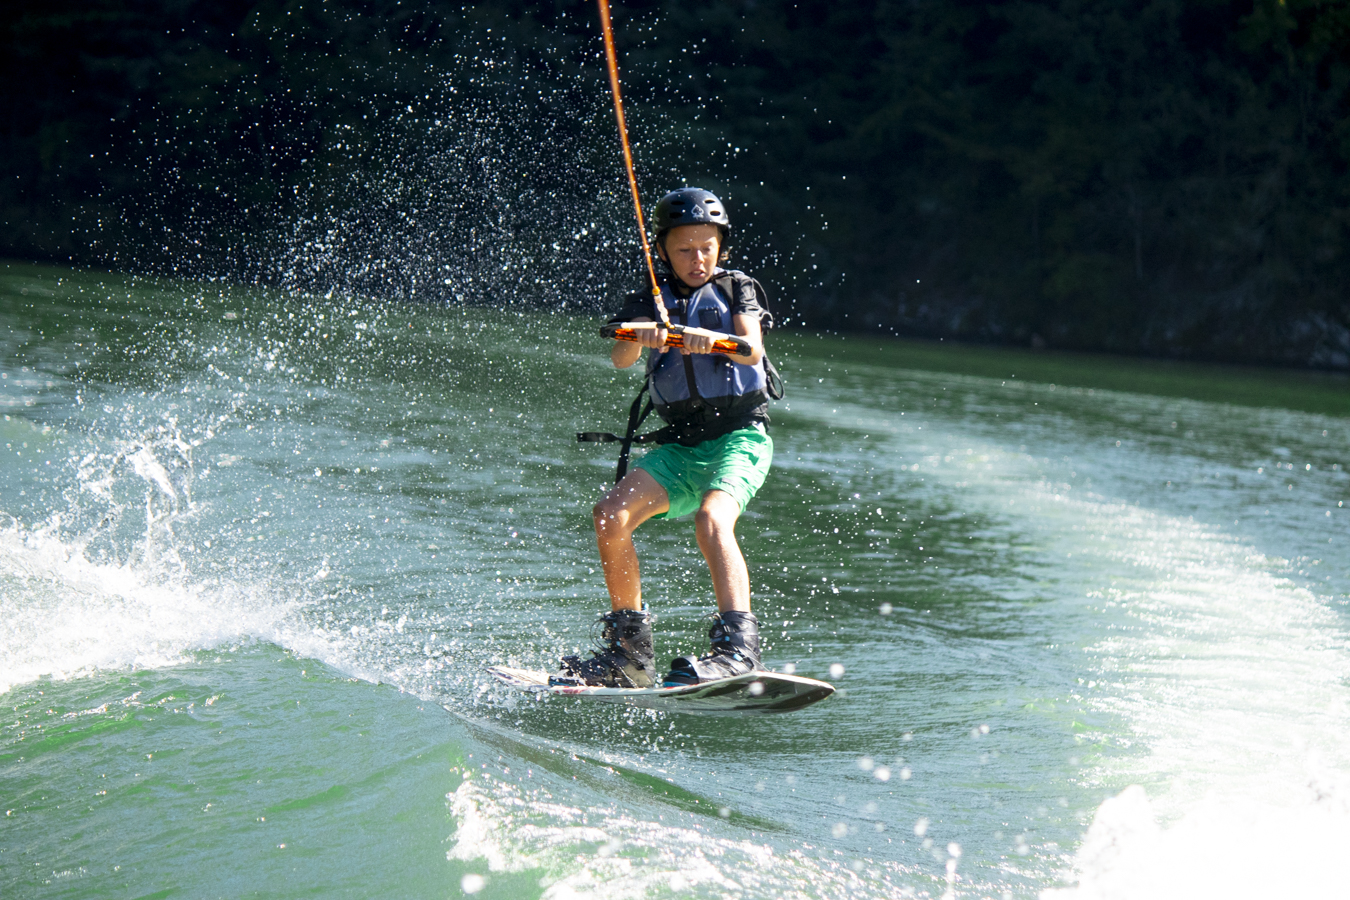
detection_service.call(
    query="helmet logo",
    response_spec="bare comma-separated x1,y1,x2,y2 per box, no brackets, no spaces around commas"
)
653,187,731,238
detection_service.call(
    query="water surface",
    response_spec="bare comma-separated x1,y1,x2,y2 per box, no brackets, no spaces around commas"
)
3,262,1348,898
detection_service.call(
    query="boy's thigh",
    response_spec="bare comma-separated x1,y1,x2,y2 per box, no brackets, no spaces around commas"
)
705,428,773,514
634,443,701,520
637,427,773,520
598,468,671,521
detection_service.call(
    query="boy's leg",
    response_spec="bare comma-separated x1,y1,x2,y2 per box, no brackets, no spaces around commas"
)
658,428,772,685
662,488,763,686
555,471,669,688
693,489,750,613
593,469,670,611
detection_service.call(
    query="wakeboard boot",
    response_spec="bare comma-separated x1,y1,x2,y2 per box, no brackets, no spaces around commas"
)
552,608,656,688
662,610,764,686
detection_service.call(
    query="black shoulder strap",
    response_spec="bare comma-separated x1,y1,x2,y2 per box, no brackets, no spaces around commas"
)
712,270,775,331
711,271,784,400
763,355,784,401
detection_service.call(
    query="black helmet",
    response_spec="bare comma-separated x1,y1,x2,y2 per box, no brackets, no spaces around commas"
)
652,188,729,241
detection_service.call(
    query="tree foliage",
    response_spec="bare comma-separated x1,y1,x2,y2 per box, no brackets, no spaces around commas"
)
3,0,1349,364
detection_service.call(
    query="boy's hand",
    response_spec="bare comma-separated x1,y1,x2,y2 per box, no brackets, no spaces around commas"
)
612,320,668,349
679,327,717,355
638,325,668,349
601,321,752,357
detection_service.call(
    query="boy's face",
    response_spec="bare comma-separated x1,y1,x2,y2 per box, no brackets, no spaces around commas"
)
659,223,722,288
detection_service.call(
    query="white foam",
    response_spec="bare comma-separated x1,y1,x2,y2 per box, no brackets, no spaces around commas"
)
0,522,296,694
1046,783,1350,900
948,449,1350,898
128,444,184,504
445,769,928,900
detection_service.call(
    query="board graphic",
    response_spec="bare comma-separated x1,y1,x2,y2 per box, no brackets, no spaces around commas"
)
488,665,835,715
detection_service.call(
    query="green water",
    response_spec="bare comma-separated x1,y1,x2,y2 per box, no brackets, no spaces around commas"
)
803,333,1350,418
3,261,1350,899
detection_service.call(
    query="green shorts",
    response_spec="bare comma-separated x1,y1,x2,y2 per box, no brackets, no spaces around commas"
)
636,425,774,520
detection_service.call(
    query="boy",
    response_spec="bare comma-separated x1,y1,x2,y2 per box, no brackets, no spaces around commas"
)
556,187,776,688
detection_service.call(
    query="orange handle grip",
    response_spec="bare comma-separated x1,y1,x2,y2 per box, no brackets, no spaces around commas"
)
601,323,750,356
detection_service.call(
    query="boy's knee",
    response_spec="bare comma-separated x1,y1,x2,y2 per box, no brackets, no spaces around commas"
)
694,507,713,537
593,498,627,534
695,502,735,537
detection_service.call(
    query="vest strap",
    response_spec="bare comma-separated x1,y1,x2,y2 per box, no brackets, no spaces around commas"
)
576,383,658,483
615,385,654,483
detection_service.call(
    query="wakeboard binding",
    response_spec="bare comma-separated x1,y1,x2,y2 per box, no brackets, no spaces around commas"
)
553,608,656,688
663,610,764,686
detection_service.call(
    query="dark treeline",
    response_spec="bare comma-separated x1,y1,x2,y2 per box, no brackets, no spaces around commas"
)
1,1,630,302
4,1,1349,365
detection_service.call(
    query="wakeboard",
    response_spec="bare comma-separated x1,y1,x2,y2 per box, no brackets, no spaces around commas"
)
487,665,834,715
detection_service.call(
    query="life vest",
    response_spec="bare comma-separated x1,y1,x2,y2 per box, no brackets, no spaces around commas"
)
645,274,769,440
576,269,784,482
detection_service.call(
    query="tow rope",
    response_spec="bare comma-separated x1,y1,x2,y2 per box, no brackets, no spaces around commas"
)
595,0,669,329
593,0,749,357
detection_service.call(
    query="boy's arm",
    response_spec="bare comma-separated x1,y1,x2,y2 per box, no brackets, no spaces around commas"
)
611,316,666,368
608,290,664,369
730,313,764,366
678,314,762,365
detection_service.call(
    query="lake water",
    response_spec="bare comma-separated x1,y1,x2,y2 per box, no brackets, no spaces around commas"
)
3,261,1348,899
